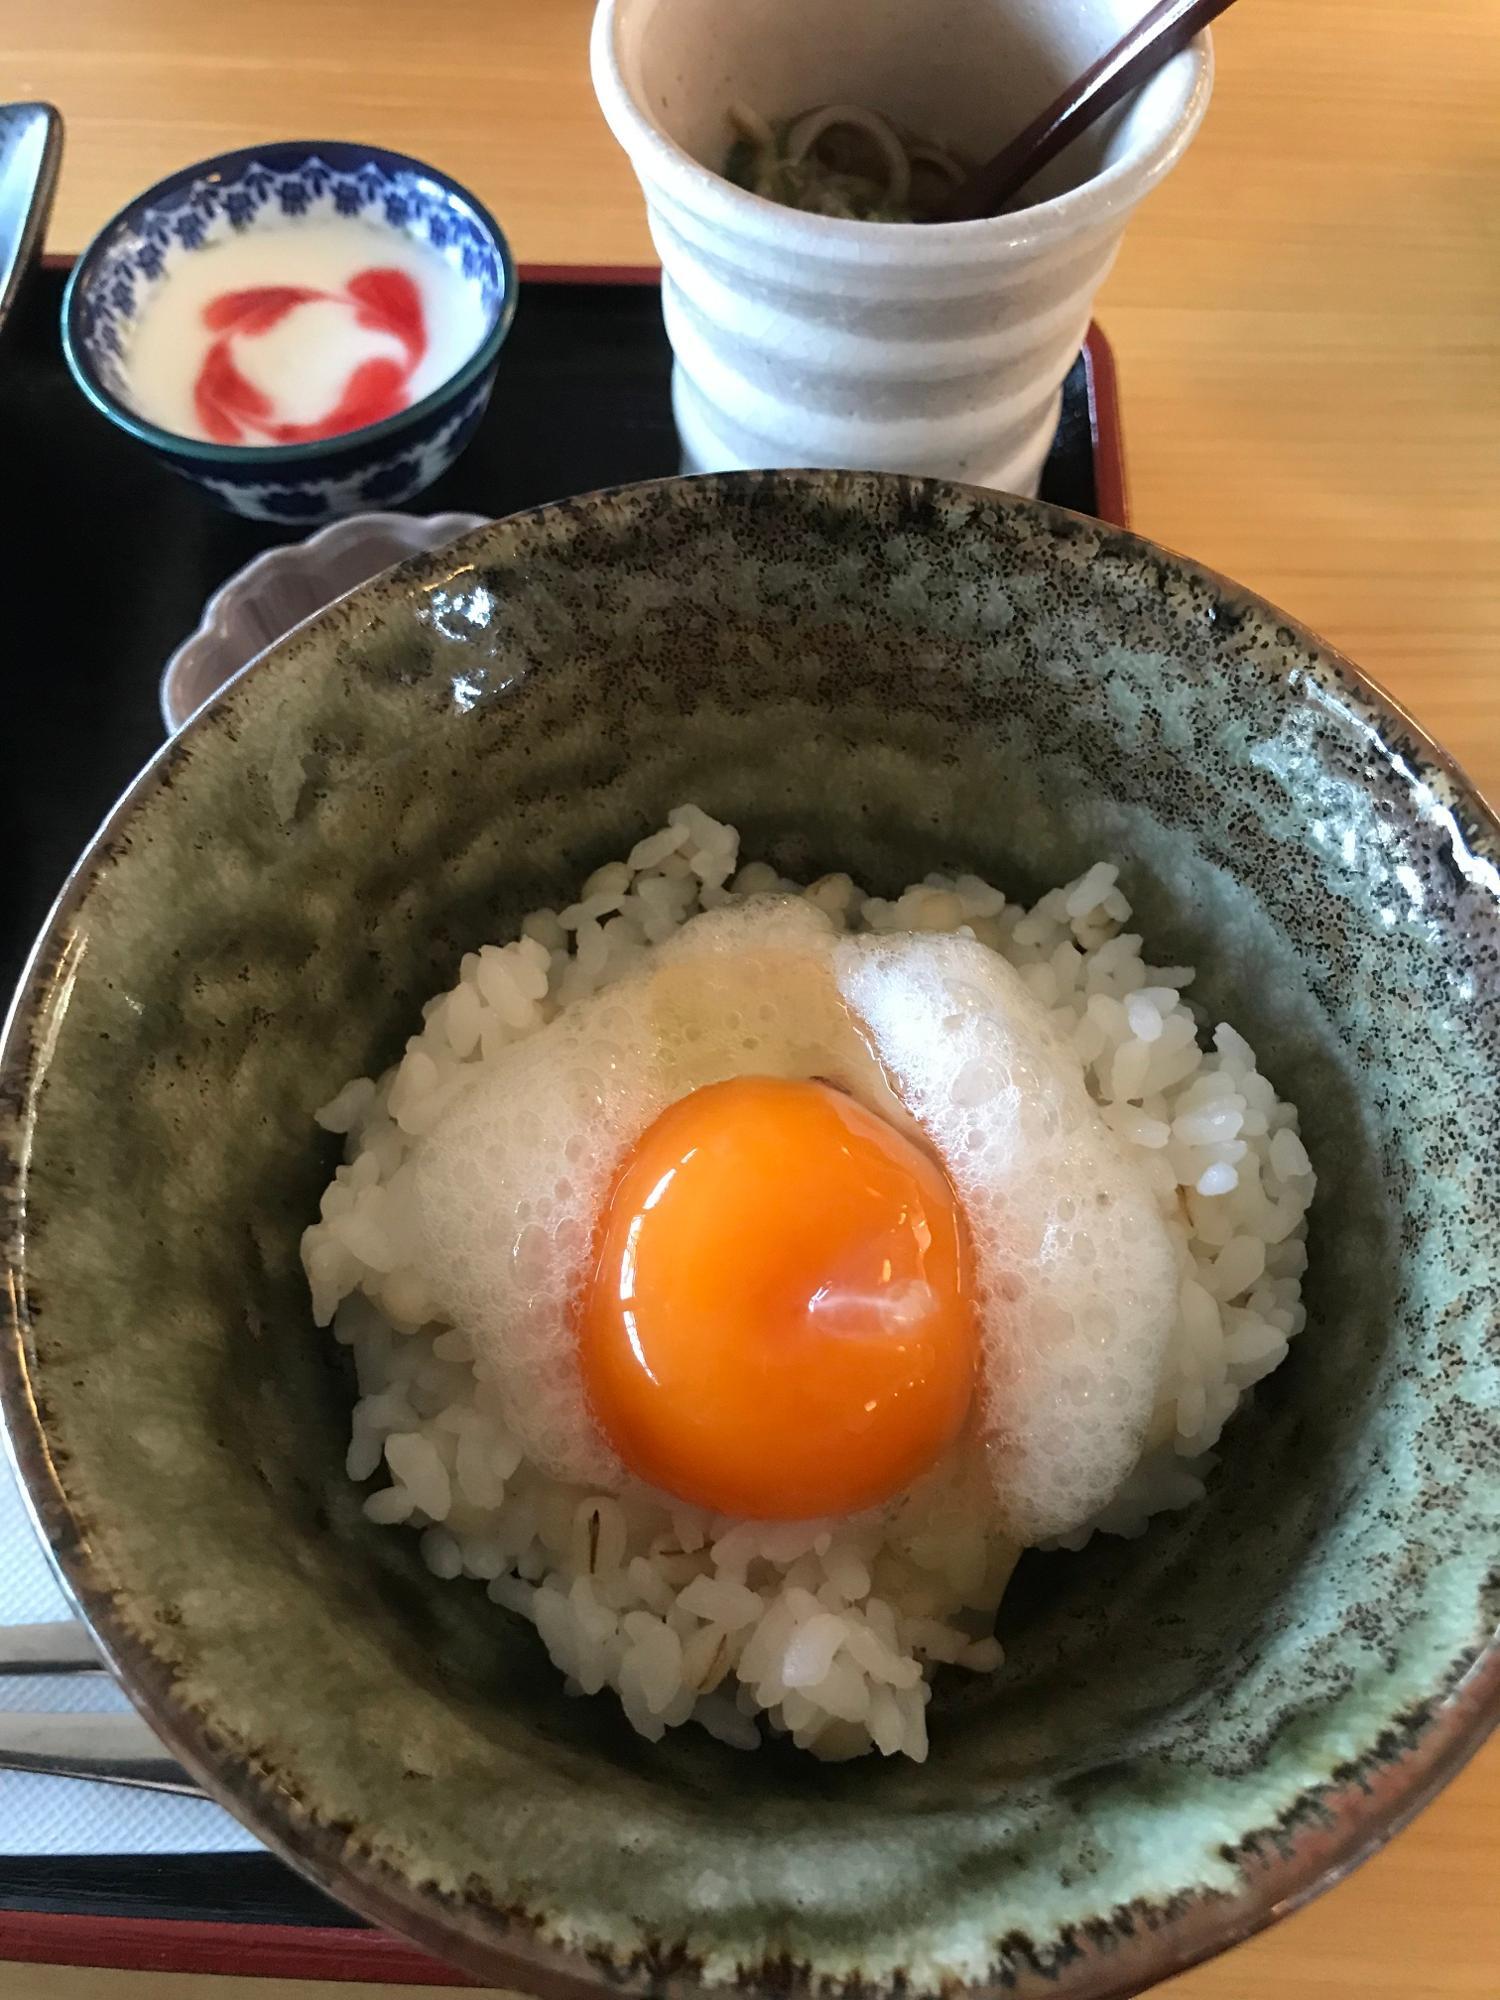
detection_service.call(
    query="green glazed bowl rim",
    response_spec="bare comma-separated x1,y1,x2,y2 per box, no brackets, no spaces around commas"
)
2,470,1498,1999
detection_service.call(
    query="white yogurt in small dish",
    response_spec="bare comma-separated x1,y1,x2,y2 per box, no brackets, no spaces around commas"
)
125,217,489,447
63,142,513,521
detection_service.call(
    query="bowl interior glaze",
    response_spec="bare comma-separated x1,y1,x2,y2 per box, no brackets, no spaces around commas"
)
2,472,1496,1998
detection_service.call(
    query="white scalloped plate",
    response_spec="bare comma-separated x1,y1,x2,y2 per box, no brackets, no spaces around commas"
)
159,510,489,733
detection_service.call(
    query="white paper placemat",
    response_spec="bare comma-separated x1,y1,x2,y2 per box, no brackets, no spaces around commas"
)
0,1448,260,1854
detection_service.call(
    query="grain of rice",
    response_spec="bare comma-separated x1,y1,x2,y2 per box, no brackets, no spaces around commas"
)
316,1076,376,1134
364,1485,416,1526
1270,1127,1313,1180
678,1574,765,1629
780,1612,849,1688
384,1433,451,1520
420,1527,463,1580
460,1534,507,1581
345,1432,383,1482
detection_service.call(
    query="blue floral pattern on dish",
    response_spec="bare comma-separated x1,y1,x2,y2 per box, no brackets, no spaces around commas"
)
62,142,516,523
193,378,494,524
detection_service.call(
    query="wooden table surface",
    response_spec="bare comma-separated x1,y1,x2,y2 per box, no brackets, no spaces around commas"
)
7,0,1499,1995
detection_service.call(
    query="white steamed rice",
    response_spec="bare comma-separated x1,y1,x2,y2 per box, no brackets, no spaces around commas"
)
301,806,1314,1762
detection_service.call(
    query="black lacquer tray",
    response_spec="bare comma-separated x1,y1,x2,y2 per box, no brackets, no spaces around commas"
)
0,259,1125,1984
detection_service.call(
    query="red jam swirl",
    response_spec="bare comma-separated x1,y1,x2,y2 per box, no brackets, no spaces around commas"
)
191,266,428,446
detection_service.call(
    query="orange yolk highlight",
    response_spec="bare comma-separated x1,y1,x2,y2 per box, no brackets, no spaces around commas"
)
576,1075,978,1519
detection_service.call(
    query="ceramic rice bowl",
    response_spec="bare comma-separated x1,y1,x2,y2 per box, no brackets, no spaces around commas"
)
2,471,1496,1997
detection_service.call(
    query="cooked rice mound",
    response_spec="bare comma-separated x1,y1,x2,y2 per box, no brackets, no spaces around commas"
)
302,807,1315,1762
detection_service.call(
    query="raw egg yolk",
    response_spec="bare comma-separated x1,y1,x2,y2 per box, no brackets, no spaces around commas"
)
577,1076,977,1519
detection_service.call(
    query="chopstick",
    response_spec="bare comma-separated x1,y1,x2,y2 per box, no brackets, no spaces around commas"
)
940,0,1236,222
0,1618,108,1675
0,1710,202,1795
0,1618,202,1793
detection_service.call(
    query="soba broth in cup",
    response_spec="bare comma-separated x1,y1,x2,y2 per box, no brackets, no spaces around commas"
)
592,0,1213,492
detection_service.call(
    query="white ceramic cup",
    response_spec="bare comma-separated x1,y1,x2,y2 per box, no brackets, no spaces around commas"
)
592,0,1212,494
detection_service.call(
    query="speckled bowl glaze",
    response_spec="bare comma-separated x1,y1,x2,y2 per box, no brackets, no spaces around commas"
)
2,472,1497,1997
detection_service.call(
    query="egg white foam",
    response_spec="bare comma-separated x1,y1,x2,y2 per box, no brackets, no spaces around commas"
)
413,899,1178,1542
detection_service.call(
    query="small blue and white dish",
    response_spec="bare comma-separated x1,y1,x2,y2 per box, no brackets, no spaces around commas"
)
61,140,517,523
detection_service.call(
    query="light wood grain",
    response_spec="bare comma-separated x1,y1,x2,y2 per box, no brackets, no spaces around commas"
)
6,0,1498,1995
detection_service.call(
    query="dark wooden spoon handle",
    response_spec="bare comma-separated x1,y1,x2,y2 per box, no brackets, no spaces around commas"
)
939,0,1234,224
